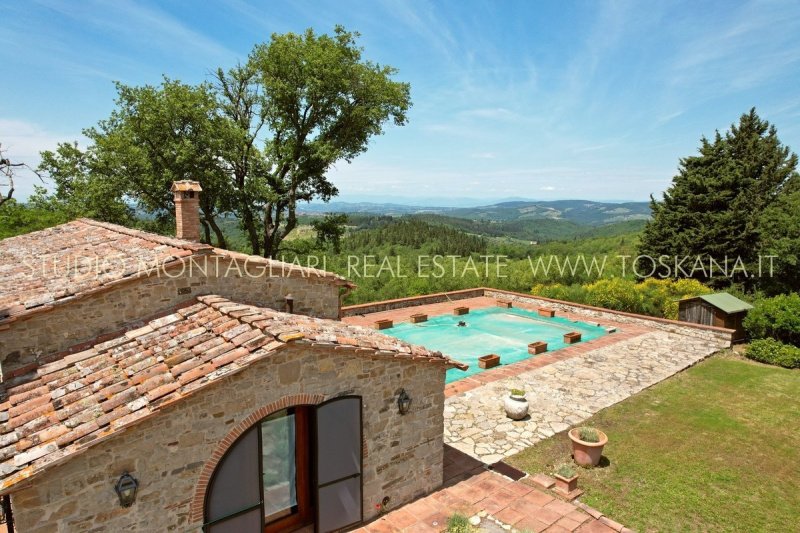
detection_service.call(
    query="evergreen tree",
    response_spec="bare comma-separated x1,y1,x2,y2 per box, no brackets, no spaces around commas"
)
638,109,799,289
758,175,800,293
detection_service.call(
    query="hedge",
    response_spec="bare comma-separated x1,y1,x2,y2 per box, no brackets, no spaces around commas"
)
743,293,800,346
745,339,800,369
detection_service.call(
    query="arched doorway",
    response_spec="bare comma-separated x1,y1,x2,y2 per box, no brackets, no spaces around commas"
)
202,397,363,533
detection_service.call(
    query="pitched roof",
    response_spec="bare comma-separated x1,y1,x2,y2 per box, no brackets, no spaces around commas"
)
695,293,753,314
0,295,462,492
0,218,352,322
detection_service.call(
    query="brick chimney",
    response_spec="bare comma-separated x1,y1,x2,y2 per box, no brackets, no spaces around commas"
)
171,180,203,242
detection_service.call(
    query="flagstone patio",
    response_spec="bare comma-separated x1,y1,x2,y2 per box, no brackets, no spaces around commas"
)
444,328,722,462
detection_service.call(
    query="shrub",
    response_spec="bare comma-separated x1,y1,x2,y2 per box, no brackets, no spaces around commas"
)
585,279,644,313
556,464,576,478
531,278,713,319
446,513,475,533
510,388,525,397
745,339,800,369
531,283,590,304
578,427,600,443
744,294,800,347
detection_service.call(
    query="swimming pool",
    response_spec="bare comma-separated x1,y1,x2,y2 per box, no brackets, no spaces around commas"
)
383,307,608,383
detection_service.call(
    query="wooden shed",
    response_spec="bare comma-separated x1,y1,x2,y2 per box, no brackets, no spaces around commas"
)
678,292,753,342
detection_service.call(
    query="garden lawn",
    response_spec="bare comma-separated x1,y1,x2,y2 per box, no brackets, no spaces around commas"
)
507,355,800,532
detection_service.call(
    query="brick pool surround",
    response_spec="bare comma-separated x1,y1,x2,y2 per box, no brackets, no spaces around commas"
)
342,288,734,341
341,289,733,398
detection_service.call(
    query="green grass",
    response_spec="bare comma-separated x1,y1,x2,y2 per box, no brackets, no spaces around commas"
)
507,355,800,533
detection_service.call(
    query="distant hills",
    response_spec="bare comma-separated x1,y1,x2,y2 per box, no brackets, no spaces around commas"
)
300,199,651,226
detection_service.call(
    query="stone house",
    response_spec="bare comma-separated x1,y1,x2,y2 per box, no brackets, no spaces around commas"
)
0,182,463,532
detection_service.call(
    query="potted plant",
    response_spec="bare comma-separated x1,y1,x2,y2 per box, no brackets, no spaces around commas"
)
504,388,529,420
554,464,578,494
568,427,608,466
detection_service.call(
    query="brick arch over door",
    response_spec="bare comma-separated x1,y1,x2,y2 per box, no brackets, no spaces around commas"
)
190,393,326,523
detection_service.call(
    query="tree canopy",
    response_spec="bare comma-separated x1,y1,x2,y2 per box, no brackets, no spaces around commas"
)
38,26,411,257
638,108,799,292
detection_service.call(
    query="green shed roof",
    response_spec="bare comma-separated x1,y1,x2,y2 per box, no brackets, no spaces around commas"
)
696,292,753,314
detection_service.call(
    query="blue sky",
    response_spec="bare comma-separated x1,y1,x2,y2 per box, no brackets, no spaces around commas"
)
2,0,800,203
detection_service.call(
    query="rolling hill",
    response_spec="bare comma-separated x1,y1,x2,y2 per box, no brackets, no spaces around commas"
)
300,199,650,226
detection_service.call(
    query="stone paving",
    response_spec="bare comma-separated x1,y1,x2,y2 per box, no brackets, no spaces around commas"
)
445,329,722,462
344,296,724,463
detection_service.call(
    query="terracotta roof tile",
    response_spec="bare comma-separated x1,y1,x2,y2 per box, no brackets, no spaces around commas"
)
0,219,353,322
0,295,463,492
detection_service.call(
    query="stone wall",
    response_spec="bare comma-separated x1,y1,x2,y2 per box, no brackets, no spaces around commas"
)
0,255,342,377
8,344,446,532
341,288,484,317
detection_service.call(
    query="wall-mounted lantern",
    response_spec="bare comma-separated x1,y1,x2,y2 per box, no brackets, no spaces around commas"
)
397,389,412,415
284,293,295,314
114,472,139,508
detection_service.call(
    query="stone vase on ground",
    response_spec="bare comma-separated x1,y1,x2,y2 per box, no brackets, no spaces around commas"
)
504,393,529,420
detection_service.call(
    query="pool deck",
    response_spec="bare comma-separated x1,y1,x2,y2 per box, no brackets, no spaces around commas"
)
343,296,724,463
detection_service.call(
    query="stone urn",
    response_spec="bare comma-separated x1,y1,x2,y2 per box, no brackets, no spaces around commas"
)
504,390,529,420
568,427,608,466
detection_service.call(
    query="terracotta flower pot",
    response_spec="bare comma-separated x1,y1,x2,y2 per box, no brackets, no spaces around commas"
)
568,428,608,467
410,313,427,323
478,354,500,369
554,473,578,494
528,341,547,354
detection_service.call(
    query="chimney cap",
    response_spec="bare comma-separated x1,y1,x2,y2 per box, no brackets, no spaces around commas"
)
171,180,203,193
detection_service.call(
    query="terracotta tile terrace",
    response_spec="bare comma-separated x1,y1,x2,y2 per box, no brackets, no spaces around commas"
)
353,445,627,533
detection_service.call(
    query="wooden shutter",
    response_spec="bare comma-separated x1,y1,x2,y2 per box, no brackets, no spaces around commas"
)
314,396,363,532
204,427,263,532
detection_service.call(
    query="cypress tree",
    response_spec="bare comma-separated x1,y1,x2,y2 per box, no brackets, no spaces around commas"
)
638,108,799,289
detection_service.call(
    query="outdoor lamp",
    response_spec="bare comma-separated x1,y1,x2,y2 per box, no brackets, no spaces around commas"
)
397,388,412,415
114,472,139,508
285,293,295,313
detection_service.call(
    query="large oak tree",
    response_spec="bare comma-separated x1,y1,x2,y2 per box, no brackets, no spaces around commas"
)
39,26,411,257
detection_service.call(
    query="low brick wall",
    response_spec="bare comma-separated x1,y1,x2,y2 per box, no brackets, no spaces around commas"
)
341,288,484,317
8,344,446,532
1,256,341,377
